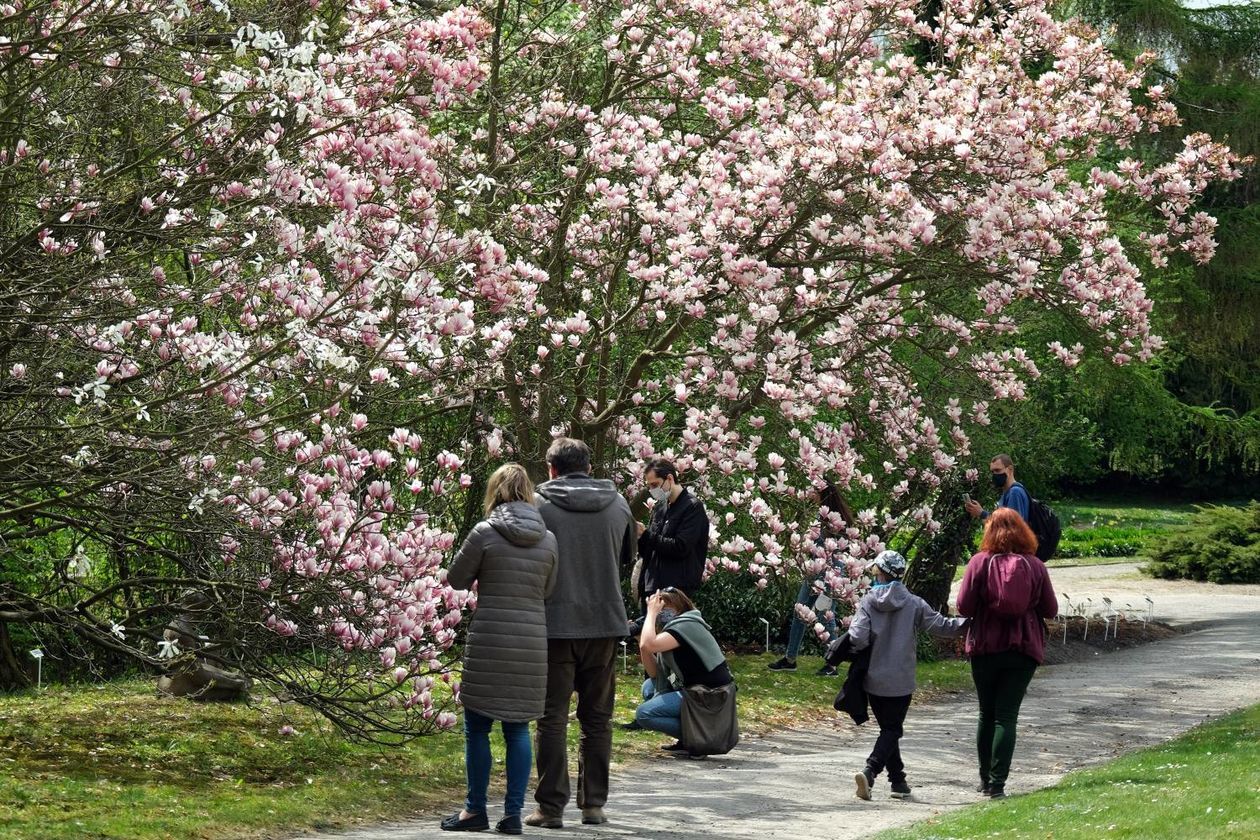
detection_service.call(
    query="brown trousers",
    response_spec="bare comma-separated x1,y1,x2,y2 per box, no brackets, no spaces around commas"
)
533,637,619,815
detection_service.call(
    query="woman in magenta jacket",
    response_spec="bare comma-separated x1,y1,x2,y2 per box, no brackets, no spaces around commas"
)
957,508,1058,800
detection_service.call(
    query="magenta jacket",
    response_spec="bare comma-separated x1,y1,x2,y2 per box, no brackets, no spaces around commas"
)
956,551,1058,664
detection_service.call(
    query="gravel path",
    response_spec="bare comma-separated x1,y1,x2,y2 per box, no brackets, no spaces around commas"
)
299,565,1260,840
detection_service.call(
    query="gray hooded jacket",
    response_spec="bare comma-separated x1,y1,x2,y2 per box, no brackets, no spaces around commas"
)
536,474,634,639
448,501,558,721
848,581,966,696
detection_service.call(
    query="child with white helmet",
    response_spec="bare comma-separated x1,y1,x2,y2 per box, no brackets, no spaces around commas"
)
848,550,967,801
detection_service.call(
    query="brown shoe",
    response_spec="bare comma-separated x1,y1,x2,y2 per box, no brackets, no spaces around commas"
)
581,807,607,825
523,810,563,829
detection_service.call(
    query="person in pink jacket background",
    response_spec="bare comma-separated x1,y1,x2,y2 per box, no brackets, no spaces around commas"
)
957,508,1058,800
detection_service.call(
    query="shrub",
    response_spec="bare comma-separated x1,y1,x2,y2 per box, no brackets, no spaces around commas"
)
693,572,813,649
1145,502,1260,584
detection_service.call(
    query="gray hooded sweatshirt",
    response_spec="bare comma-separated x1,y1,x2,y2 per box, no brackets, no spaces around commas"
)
847,581,966,697
536,474,635,638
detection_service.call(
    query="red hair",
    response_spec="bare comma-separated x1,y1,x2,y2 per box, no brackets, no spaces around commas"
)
980,508,1039,555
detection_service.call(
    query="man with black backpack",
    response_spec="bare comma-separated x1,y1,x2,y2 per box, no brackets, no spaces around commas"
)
964,454,1061,562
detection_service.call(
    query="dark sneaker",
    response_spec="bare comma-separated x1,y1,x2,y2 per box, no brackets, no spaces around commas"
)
976,782,992,795
581,807,607,825
767,657,798,671
816,665,838,676
987,786,1007,799
854,769,873,801
890,780,911,799
660,740,688,752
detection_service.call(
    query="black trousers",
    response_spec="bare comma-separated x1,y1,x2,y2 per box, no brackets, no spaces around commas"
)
865,693,913,783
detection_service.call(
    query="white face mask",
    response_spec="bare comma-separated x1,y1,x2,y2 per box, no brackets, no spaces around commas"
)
648,483,670,503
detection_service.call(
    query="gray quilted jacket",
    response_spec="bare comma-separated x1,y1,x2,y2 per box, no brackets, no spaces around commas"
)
449,501,559,722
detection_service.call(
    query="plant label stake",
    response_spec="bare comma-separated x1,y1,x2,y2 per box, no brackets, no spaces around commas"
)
1061,594,1071,644
759,617,770,654
28,649,43,690
619,639,628,673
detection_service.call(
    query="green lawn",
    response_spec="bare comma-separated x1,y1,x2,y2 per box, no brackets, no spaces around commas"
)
1053,500,1198,559
0,655,969,839
877,703,1260,839
1054,499,1198,531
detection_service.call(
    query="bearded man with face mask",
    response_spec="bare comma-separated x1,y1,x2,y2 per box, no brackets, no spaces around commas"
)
634,459,710,618
964,453,1031,524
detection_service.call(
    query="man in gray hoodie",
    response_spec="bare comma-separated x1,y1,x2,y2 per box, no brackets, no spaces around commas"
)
848,550,967,802
526,438,636,829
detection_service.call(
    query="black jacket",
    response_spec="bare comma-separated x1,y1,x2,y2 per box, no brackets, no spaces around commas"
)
826,631,872,726
637,488,709,598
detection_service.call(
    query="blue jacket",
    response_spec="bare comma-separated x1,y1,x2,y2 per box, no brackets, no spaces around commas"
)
983,482,1030,523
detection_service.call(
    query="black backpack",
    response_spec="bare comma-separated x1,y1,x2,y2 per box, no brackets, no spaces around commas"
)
1021,487,1061,562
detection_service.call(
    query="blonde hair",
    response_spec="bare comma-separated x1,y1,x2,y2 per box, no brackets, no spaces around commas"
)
483,463,534,517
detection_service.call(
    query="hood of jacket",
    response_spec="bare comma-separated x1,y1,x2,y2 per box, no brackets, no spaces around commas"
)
536,474,624,513
867,580,913,612
487,501,549,547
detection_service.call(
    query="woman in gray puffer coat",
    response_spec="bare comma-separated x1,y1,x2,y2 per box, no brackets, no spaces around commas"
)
441,463,558,835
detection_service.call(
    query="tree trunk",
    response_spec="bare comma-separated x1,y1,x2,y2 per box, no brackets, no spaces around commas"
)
903,478,978,613
0,621,31,690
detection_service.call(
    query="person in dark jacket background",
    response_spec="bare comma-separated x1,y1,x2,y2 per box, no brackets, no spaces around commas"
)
630,459,709,632
957,508,1058,800
848,550,966,802
527,438,636,830
442,463,558,835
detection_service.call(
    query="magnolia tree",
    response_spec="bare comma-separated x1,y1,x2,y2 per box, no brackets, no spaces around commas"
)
0,0,490,733
0,0,1239,734
423,0,1240,608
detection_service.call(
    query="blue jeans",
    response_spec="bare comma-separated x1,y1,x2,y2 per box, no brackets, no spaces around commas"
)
786,580,838,659
464,708,532,817
634,677,683,738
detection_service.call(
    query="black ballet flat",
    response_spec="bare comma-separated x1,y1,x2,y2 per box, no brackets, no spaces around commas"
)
440,811,489,832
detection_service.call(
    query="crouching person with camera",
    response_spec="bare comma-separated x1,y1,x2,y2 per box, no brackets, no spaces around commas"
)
633,588,739,758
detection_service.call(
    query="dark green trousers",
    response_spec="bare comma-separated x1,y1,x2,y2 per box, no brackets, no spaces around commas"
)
970,651,1038,789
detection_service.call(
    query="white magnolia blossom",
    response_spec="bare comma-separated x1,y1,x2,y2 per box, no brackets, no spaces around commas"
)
69,547,92,580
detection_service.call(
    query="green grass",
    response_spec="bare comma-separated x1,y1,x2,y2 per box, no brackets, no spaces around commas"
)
877,703,1260,839
0,679,465,840
1055,500,1198,559
1055,500,1198,531
0,655,969,839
